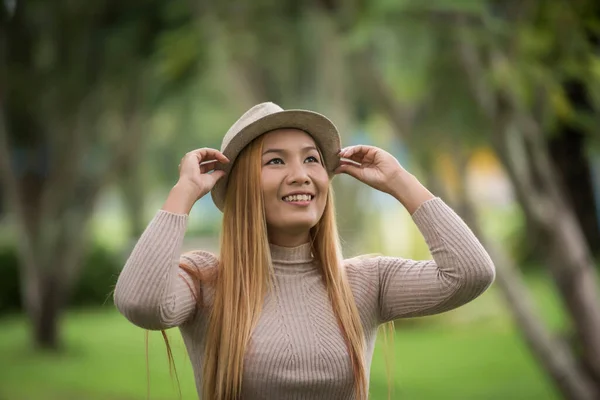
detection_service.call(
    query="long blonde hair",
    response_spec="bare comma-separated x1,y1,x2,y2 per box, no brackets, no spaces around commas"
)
165,134,371,399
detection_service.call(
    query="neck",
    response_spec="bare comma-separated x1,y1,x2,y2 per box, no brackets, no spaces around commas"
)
267,228,310,247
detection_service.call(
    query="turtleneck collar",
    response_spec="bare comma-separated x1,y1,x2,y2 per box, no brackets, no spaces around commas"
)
269,242,318,275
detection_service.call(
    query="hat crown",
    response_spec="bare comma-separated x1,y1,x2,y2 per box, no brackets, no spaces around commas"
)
221,102,283,151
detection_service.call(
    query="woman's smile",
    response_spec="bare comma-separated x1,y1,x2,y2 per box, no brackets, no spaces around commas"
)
282,192,315,206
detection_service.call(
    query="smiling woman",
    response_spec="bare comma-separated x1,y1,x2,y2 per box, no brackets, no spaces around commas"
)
113,102,496,400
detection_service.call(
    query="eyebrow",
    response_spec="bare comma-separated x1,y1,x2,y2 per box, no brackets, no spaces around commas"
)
262,146,319,156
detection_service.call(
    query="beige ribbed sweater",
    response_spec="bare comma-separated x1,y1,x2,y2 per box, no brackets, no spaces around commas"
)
114,197,495,399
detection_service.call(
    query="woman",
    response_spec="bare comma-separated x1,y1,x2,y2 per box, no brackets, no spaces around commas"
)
114,102,495,400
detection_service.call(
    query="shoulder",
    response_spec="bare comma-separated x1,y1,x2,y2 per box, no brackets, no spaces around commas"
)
180,250,219,272
342,255,381,287
342,255,381,327
343,254,380,275
179,250,219,309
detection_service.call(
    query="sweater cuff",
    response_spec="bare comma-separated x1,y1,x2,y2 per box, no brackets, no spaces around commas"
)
410,197,444,219
156,209,189,218
410,197,451,244
148,209,189,238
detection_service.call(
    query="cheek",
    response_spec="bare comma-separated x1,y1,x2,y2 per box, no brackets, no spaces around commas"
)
261,172,276,198
316,171,329,194
260,173,281,221
318,192,327,210
315,175,329,212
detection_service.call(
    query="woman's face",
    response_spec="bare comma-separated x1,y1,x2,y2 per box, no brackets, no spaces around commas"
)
261,129,329,243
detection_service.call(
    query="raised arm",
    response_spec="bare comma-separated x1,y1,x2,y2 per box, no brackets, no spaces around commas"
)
376,197,495,322
336,145,495,324
114,148,229,330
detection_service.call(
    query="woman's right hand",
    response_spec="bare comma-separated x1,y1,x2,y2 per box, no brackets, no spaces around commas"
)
177,148,230,200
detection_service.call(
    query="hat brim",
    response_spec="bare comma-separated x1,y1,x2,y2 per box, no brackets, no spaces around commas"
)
211,109,341,211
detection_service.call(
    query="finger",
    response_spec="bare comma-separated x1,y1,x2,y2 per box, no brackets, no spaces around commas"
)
189,148,230,164
193,153,227,168
338,159,361,168
200,160,217,174
340,146,376,164
340,153,365,164
339,145,372,158
208,170,226,185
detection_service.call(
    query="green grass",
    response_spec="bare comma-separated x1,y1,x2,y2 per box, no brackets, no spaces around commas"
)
370,326,557,399
0,274,565,400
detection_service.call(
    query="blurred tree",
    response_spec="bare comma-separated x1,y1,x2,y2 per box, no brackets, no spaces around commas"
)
318,0,600,398
454,0,600,396
545,0,600,255
549,86,600,256
0,0,199,349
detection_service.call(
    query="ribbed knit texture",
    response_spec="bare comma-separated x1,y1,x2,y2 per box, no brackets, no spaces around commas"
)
114,197,495,399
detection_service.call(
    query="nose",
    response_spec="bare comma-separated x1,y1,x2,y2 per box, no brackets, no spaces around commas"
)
286,161,310,186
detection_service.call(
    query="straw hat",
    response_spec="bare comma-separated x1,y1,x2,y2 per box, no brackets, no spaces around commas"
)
211,102,341,211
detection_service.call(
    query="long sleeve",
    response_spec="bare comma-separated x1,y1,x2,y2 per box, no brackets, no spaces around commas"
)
374,197,495,323
114,210,208,330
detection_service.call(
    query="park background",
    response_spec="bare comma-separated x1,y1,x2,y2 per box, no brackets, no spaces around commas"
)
1,0,600,399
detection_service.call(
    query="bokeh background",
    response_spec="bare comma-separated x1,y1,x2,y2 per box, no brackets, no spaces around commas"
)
1,0,600,399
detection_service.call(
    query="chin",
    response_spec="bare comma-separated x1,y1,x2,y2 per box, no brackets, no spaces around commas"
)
276,217,319,233
288,219,318,230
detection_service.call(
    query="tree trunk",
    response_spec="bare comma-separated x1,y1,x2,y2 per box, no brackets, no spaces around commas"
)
448,144,599,400
352,31,600,397
0,104,144,351
17,207,90,350
493,96,600,388
483,237,598,400
0,0,155,351
456,23,600,389
424,122,599,400
425,122,599,400
28,273,63,350
548,125,600,258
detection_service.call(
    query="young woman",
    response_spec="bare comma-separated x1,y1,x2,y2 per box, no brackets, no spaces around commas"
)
114,102,495,400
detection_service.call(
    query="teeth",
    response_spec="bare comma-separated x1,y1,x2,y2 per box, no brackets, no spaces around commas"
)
283,194,312,202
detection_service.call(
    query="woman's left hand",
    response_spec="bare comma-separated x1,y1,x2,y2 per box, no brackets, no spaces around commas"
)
335,145,408,195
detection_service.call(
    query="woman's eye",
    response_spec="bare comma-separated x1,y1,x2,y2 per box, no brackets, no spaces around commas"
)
266,158,284,165
305,156,319,163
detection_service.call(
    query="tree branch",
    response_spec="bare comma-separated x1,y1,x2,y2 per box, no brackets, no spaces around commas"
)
454,17,496,119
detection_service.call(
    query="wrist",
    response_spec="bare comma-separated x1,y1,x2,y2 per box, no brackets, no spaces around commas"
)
175,179,204,200
389,172,435,214
161,181,201,215
388,170,415,199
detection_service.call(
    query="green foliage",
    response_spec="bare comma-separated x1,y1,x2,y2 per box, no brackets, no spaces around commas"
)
0,244,122,315
70,245,122,308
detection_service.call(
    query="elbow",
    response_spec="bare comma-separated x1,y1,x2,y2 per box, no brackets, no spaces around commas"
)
422,257,496,316
479,254,496,288
464,255,496,299
114,289,167,331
